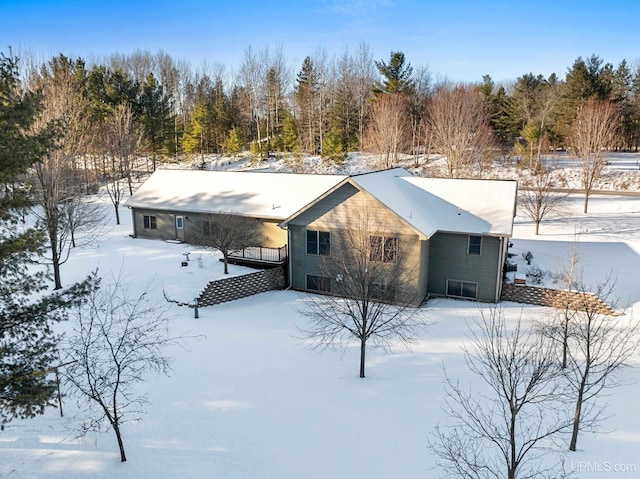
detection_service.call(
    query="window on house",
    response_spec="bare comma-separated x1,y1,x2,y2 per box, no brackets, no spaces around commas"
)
202,219,217,236
468,235,482,255
176,216,184,229
143,215,157,230
306,274,331,292
446,279,478,299
370,235,398,263
306,230,330,255
370,282,396,302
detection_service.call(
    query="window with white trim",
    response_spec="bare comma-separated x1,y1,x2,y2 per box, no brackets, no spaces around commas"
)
176,216,184,229
143,215,157,230
307,230,331,255
369,235,398,263
468,235,482,255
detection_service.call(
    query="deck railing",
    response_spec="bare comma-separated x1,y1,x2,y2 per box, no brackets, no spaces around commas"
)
228,245,288,263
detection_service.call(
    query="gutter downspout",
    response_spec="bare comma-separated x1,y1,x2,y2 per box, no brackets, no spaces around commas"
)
129,207,137,238
494,236,506,302
287,228,293,289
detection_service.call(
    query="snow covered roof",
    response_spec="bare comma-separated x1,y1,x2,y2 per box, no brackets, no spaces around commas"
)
349,169,516,237
399,176,517,237
125,169,347,219
279,168,516,238
127,168,516,237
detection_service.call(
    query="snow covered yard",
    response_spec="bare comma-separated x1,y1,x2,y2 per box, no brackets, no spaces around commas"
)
1,165,640,478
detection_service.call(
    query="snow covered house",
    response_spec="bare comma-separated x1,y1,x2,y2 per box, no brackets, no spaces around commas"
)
124,169,346,247
126,168,517,305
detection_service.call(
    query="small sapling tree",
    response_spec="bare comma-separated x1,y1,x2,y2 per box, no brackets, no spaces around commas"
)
558,277,638,451
300,207,428,378
193,212,264,274
63,273,177,462
430,307,572,479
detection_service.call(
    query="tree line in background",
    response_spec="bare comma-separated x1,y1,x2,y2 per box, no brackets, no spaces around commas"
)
12,45,640,170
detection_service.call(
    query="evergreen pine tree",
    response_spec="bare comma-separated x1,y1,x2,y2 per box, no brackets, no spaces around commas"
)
140,73,174,169
322,127,346,164
183,100,209,158
372,51,414,96
280,110,299,153
0,51,89,427
225,127,242,156
295,57,319,153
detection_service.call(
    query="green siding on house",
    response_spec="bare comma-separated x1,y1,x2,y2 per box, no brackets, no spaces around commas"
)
427,232,502,302
288,183,426,306
132,208,178,240
417,239,430,300
131,208,287,247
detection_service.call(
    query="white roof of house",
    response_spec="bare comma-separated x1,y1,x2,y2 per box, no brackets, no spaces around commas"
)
350,168,516,237
400,176,517,236
125,169,347,219
127,167,516,237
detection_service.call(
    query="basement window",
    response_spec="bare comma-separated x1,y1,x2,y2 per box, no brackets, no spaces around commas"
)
306,274,331,292
370,282,396,302
446,279,478,299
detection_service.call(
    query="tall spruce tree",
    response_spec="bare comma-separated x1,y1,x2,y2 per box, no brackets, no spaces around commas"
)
555,55,614,142
140,72,174,170
372,51,414,96
295,57,319,153
0,51,88,427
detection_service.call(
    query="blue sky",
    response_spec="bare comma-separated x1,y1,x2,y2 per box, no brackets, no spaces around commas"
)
2,0,640,83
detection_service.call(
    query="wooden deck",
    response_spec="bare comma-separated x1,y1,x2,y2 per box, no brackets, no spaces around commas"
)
226,245,288,268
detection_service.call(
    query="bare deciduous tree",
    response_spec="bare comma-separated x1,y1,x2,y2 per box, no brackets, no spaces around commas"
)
430,308,571,479
550,240,582,370
193,213,264,274
426,83,495,178
567,99,622,213
102,102,141,224
518,163,568,235
27,54,96,289
364,93,411,169
552,277,638,451
63,193,108,248
300,208,426,378
238,46,266,155
407,65,431,160
63,274,177,462
354,43,376,149
262,46,290,146
31,153,71,290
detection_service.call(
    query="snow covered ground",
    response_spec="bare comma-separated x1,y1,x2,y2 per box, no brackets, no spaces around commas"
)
1,153,640,478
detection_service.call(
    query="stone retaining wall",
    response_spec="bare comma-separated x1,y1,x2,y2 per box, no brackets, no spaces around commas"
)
501,283,618,315
197,266,287,307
